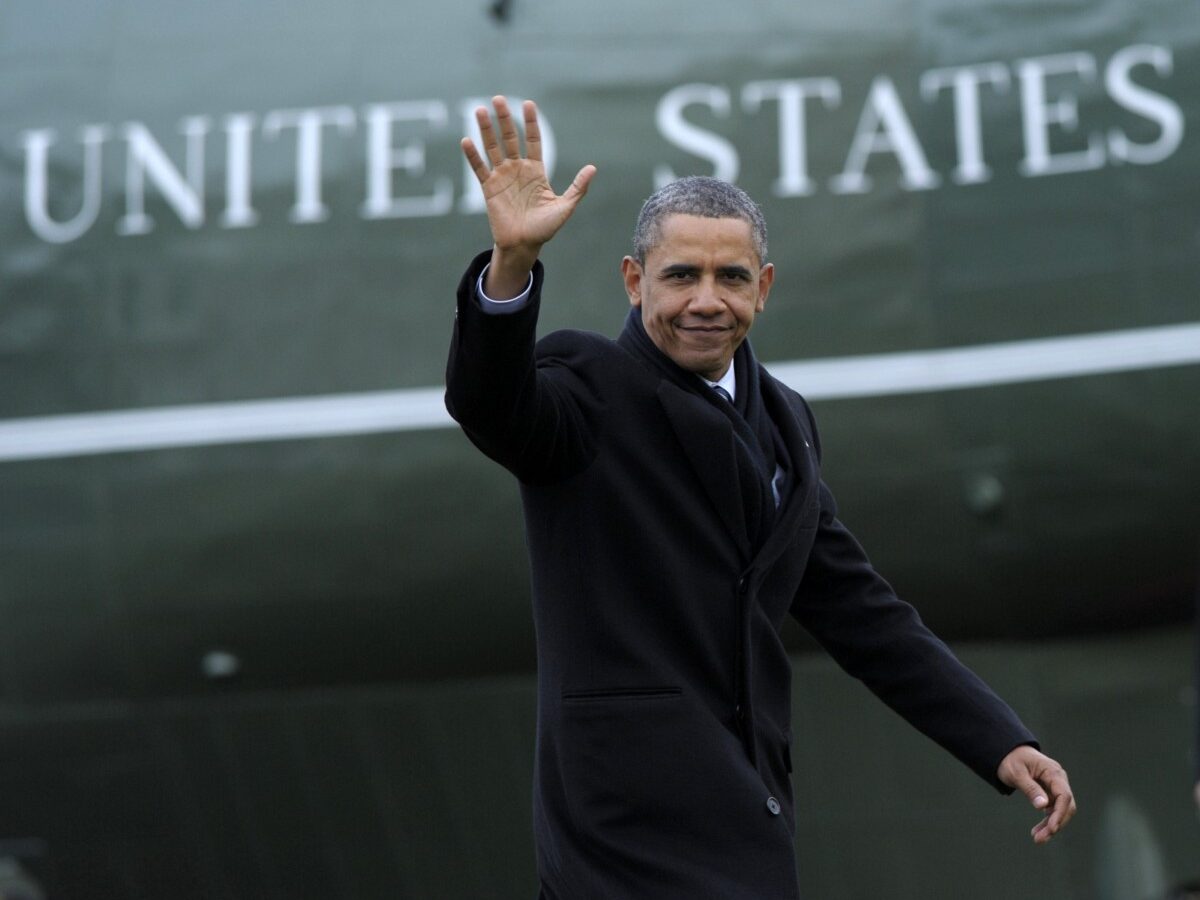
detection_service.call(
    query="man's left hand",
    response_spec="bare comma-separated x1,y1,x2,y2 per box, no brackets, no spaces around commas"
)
997,745,1076,844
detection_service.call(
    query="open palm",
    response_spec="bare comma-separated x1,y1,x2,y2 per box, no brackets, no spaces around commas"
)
462,97,596,256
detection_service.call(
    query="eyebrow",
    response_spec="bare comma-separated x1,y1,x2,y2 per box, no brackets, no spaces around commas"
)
657,264,753,279
658,264,700,278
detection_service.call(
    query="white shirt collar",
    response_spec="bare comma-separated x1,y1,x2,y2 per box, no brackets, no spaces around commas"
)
701,365,736,402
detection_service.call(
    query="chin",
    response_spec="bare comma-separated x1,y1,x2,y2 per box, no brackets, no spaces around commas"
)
686,357,727,379
666,343,729,378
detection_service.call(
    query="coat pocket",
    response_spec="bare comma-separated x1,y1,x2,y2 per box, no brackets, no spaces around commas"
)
561,686,682,703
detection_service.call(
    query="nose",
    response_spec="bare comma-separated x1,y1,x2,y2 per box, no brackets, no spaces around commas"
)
688,275,724,315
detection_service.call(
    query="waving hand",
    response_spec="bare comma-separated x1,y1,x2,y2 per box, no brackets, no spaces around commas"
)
462,96,596,298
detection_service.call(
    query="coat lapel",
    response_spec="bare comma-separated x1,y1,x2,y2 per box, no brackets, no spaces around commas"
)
752,374,820,572
657,380,752,561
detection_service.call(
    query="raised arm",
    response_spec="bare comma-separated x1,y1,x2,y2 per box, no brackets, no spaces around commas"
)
461,96,596,299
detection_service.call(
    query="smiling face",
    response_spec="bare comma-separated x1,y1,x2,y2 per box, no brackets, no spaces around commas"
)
622,214,774,381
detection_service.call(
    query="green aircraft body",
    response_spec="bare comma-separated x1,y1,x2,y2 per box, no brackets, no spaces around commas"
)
0,1,1197,896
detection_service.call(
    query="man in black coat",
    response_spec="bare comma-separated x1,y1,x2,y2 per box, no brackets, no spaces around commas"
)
446,96,1076,899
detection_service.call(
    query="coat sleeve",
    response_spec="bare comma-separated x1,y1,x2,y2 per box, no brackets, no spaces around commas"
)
444,250,606,484
788,402,1037,792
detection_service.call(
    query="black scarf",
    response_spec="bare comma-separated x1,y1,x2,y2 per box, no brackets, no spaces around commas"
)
617,308,788,552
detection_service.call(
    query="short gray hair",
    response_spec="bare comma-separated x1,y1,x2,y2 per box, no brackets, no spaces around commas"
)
631,176,768,264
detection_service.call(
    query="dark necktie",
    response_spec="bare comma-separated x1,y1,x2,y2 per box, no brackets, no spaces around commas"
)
711,382,786,507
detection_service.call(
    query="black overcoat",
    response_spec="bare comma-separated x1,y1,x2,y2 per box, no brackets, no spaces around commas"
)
445,251,1035,900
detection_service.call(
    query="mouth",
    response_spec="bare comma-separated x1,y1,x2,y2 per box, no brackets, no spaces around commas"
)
676,323,733,334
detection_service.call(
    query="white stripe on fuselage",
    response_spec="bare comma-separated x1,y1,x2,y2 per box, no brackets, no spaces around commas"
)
1,322,1198,462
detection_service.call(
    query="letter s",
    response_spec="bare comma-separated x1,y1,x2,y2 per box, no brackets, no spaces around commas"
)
654,84,739,187
1106,44,1184,165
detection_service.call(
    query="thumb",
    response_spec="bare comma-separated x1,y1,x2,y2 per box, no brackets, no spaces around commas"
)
998,746,1049,809
562,164,597,205
1013,771,1049,810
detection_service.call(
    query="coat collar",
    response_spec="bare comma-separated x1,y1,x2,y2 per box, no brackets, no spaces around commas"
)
656,380,752,560
654,366,818,569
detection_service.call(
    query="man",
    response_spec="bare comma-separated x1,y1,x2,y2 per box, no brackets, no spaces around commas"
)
446,96,1075,899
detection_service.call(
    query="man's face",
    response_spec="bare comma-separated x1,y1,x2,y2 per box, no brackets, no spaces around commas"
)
622,214,774,382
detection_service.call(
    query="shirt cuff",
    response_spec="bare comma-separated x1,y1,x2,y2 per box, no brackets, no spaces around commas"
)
475,264,534,314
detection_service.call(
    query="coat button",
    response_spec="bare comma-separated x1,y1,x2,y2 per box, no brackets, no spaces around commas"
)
766,796,781,816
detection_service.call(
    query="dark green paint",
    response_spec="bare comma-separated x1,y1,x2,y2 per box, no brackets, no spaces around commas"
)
0,1,1198,896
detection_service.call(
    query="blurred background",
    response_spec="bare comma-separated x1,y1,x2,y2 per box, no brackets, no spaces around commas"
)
1,0,1198,897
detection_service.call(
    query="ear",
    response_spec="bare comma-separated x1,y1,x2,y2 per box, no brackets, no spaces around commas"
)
621,256,643,308
755,263,775,313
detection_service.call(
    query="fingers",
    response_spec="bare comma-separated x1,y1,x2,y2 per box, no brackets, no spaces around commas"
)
465,95,528,180
1042,771,1077,837
495,96,522,160
474,95,524,168
1031,815,1054,844
460,96,598,206
475,103,503,168
461,137,490,185
1018,761,1075,844
523,100,542,162
1030,789,1075,844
